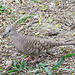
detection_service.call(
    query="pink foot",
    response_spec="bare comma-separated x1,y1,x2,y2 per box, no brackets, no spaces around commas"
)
30,57,38,63
25,56,31,62
25,56,38,63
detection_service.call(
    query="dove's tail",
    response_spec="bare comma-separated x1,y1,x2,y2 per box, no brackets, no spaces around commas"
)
61,42,75,46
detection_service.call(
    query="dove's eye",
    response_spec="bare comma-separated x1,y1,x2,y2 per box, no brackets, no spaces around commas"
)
9,30,11,32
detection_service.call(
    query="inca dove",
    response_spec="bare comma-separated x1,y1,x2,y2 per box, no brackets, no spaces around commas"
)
3,26,75,62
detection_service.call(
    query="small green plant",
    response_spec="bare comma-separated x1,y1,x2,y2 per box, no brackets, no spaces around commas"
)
2,59,27,75
1,59,51,75
28,62,52,75
1,53,75,75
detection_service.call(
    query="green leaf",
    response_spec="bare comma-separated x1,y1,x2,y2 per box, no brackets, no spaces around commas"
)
38,62,49,67
55,24,60,27
42,5,47,11
31,0,41,3
65,53,75,58
20,59,23,69
0,69,4,71
50,0,54,1
53,39,57,42
25,55,29,58
11,17,15,20
51,56,65,70
0,10,3,13
59,68,75,72
4,45,8,48
8,58,10,61
14,14,35,24
6,69,19,73
22,60,26,68
36,73,40,75
28,69,41,73
0,6,5,10
20,59,26,69
9,72,16,75
13,60,17,68
49,17,53,22
51,53,75,70
0,5,7,13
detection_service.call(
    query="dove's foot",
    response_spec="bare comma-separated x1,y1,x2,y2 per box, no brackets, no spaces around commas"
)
25,56,38,63
25,56,31,62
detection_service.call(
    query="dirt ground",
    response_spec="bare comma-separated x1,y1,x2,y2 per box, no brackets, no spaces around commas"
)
0,0,75,75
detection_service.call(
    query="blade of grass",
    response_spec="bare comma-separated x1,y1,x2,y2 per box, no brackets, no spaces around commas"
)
14,14,35,24
65,53,75,58
9,72,16,75
6,69,19,73
0,69,4,71
28,69,41,73
51,53,75,70
19,59,26,69
31,0,41,3
59,68,75,72
0,6,5,10
38,62,49,67
22,60,26,68
13,60,17,68
20,59,23,69
51,56,65,70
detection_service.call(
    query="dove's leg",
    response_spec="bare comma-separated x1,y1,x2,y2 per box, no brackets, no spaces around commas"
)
25,56,31,62
30,57,38,63
25,56,38,63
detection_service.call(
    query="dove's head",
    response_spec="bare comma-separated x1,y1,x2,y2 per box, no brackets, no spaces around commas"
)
3,26,16,38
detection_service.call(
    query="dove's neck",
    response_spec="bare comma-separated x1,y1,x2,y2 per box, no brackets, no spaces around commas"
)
11,32,20,40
